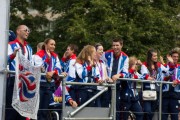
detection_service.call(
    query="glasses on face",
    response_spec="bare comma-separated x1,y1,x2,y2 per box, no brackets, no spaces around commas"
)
21,29,31,33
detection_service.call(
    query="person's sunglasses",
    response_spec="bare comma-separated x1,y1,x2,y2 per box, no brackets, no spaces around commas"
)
21,29,31,33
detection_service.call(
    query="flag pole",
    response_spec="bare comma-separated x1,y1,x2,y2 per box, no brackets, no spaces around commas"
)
0,0,10,119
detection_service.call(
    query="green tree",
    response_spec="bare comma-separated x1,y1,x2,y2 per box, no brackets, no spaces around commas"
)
10,0,51,52
10,0,180,59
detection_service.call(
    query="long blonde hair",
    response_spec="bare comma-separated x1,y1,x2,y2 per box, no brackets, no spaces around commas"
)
129,56,138,71
76,45,95,65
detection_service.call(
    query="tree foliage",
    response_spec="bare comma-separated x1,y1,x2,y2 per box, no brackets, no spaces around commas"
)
10,0,180,59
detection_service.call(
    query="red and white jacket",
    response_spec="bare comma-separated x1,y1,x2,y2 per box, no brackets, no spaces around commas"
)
33,50,62,82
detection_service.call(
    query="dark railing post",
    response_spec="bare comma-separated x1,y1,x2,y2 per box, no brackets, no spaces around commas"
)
62,77,66,120
159,82,163,120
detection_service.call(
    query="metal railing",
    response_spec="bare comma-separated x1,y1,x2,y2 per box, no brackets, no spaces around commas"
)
118,78,174,120
51,111,60,120
62,80,116,120
0,69,177,120
0,69,64,120
1,70,116,120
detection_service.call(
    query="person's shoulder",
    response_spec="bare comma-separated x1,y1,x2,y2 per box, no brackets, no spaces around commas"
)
70,54,77,60
121,51,128,57
105,49,113,53
177,64,180,67
74,61,83,69
142,62,147,66
36,50,45,58
156,62,162,67
51,52,58,58
104,50,113,57
8,39,17,45
75,59,83,65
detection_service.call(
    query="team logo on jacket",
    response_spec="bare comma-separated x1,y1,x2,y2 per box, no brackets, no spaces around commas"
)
18,72,36,102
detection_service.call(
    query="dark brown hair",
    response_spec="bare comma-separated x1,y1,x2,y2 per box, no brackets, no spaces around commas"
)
68,44,79,55
112,38,123,45
94,43,102,51
147,48,158,74
42,38,54,50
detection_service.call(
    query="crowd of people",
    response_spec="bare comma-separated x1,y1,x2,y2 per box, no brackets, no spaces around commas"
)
6,24,180,120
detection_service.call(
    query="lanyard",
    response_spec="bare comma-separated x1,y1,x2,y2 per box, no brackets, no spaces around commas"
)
171,67,176,81
97,61,103,79
45,52,52,72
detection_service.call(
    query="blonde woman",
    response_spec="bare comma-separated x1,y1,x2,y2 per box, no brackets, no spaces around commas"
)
121,56,143,120
73,45,100,106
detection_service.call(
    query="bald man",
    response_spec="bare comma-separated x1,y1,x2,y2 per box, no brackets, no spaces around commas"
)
6,25,33,120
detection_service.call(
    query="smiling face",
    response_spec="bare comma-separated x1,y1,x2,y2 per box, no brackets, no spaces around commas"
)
45,39,56,52
112,42,122,56
151,52,158,63
171,53,179,64
96,45,104,59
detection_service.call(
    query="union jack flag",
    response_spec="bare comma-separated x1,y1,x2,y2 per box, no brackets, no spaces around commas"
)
18,72,36,102
12,52,41,119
